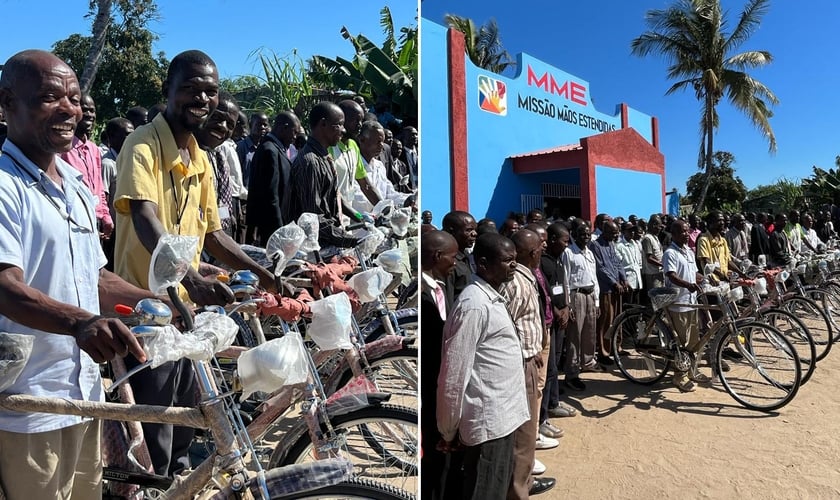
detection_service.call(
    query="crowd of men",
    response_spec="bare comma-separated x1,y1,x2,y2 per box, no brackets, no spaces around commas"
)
420,204,837,499
0,47,416,498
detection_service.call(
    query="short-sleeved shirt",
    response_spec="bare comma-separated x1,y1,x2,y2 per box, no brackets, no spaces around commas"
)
329,139,367,211
696,232,731,276
663,242,698,313
113,114,221,294
0,140,107,433
641,233,663,275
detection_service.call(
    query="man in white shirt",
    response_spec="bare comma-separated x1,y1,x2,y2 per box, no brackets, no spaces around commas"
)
438,232,529,500
356,120,410,211
662,219,706,392
642,215,665,296
562,221,600,391
500,230,556,498
329,100,380,221
800,213,821,254
616,222,643,304
0,49,153,500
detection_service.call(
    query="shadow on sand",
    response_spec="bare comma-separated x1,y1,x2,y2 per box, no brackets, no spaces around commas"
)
561,374,780,420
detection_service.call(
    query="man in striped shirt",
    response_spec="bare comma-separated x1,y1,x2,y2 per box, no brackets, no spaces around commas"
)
501,229,556,498
288,102,358,247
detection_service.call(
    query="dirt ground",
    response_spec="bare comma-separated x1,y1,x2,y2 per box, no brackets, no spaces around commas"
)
533,352,840,499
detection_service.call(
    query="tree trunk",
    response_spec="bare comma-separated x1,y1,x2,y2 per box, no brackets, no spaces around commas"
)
694,96,715,214
79,0,113,94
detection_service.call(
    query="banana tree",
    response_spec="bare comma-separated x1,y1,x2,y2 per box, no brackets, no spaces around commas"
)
308,6,417,120
802,165,840,206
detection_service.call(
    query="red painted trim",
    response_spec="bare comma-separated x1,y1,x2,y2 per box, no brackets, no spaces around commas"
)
584,142,597,222
512,149,587,174
620,103,629,129
447,28,469,211
661,174,667,214
651,116,659,150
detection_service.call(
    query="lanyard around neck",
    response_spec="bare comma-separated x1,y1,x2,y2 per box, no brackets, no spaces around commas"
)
5,152,95,233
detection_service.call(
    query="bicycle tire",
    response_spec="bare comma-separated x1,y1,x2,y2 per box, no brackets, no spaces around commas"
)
268,478,415,500
269,405,418,495
806,285,840,343
758,308,816,384
395,278,418,310
334,347,418,409
780,295,833,361
610,308,672,385
230,311,259,348
716,321,801,412
362,310,417,343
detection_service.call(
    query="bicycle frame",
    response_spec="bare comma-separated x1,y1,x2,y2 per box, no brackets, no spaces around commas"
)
630,291,758,378
1,357,259,499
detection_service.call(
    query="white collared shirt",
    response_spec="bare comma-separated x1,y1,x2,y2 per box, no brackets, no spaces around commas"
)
616,236,643,289
357,156,410,211
421,271,446,321
562,241,600,305
0,141,107,433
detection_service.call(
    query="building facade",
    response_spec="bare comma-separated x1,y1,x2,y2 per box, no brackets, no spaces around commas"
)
420,19,666,224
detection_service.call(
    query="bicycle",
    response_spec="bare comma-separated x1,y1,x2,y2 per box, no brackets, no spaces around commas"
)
0,304,411,499
0,238,414,499
610,281,802,412
191,270,418,494
728,272,817,384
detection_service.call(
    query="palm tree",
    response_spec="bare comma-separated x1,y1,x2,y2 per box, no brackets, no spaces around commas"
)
631,0,778,213
444,14,515,74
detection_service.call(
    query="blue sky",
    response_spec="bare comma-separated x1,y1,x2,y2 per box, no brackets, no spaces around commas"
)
420,0,840,192
1,1,416,86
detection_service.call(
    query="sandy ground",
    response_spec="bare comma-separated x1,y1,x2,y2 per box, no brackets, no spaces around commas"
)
533,352,840,499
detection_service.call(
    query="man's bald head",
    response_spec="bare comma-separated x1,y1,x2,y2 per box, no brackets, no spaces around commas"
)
338,99,364,139
0,50,82,162
421,230,459,280
1,50,68,90
272,110,300,146
511,228,542,267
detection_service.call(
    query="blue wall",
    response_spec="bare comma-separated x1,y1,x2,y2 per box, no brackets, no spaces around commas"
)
595,165,662,219
419,19,656,225
419,21,452,226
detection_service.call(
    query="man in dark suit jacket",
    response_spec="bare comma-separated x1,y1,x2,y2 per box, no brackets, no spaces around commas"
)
442,210,478,300
246,111,300,245
400,126,418,190
421,230,459,500
540,222,577,419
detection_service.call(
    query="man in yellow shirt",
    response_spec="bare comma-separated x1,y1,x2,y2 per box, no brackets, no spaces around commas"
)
696,211,743,283
113,50,274,476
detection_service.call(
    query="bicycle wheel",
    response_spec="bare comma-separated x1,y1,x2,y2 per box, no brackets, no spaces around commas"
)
716,321,801,411
270,405,418,495
361,310,417,343
395,278,418,310
758,309,816,384
806,286,840,343
335,347,418,409
230,311,259,348
611,309,672,385
781,295,833,361
268,478,414,500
